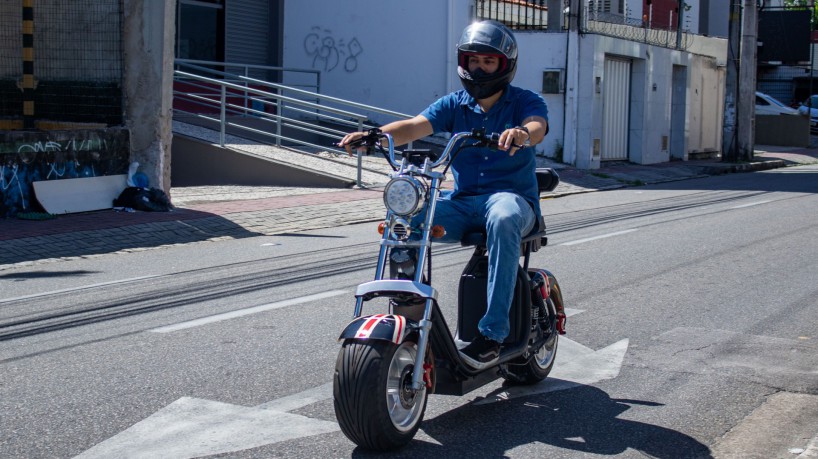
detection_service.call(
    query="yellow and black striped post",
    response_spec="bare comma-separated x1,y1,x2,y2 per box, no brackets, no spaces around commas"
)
22,0,35,129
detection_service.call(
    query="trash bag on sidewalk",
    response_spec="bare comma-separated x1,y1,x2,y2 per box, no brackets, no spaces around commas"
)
113,187,173,212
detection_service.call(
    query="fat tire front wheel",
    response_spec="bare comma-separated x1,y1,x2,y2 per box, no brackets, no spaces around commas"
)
333,339,427,451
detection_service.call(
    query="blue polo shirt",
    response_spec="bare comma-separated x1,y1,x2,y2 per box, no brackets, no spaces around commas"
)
420,85,548,218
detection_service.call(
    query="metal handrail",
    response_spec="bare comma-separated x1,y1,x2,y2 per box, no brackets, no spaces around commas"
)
172,60,414,186
175,58,321,92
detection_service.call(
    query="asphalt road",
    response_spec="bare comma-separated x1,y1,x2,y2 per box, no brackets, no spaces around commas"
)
2,165,817,458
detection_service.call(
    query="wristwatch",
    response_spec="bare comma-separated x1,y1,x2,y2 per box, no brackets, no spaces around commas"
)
515,126,531,146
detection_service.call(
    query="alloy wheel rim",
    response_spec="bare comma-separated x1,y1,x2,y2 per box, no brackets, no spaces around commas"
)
385,341,426,432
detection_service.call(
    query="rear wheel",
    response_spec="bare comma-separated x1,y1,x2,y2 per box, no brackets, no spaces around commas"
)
333,339,427,451
503,297,559,385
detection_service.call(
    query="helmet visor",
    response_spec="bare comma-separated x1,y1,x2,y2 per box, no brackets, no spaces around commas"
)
457,21,517,59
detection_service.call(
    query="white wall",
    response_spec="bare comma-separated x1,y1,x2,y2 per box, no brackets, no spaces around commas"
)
514,32,568,158
687,54,726,154
283,0,727,168
283,0,469,121
625,0,642,20
682,0,700,33
283,0,567,157
570,32,726,168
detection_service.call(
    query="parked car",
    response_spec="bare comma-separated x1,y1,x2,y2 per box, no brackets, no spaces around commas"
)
797,95,818,134
755,91,798,115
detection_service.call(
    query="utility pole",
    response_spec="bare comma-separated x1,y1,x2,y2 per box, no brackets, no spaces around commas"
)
563,0,581,166
738,0,758,160
722,0,758,162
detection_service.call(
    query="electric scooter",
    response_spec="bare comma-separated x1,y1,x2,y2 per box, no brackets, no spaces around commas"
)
333,129,567,450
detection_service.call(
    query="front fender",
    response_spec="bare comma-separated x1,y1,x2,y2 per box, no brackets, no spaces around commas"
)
338,314,417,344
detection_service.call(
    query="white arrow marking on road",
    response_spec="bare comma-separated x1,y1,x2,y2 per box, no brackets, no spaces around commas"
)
76,309,622,456
74,384,339,459
257,382,333,411
475,307,626,405
474,337,629,405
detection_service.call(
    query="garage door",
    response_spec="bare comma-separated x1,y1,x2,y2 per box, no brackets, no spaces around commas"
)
602,57,631,161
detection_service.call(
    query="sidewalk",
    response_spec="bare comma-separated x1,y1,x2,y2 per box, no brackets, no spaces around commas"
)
1,145,816,270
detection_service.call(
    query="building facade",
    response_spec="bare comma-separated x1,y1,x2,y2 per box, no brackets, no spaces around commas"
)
279,0,727,168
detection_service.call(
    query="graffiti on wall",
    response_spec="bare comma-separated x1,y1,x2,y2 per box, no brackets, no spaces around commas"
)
303,26,363,73
0,130,129,217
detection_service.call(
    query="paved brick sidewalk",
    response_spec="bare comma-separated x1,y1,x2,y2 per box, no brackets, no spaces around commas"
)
0,188,384,268
1,145,815,270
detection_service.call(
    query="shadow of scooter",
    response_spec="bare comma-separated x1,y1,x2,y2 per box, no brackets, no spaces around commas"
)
351,382,712,458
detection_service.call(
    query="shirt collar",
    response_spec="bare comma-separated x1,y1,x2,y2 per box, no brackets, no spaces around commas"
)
460,86,512,115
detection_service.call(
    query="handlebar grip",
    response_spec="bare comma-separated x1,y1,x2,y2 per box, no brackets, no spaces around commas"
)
471,131,523,150
337,128,383,149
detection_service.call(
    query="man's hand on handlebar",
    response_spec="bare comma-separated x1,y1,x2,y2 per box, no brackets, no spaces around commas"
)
337,128,383,157
468,129,525,156
338,131,366,156
498,126,530,156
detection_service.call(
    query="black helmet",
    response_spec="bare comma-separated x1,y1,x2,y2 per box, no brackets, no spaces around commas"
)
456,20,518,100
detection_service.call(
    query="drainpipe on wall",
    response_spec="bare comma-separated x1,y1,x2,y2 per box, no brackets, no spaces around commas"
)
563,0,581,166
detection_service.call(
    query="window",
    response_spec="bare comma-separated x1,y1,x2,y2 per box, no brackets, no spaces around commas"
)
176,0,224,62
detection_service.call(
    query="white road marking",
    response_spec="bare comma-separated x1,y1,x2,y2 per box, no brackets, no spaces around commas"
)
474,337,629,405
73,396,340,459
149,290,348,333
560,229,638,246
0,276,161,304
257,382,333,411
731,200,772,209
81,309,626,456
473,308,628,405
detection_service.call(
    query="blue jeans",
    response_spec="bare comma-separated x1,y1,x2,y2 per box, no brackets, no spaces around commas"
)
423,191,536,342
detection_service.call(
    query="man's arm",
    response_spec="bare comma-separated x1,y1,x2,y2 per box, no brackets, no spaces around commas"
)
499,115,548,155
380,115,434,146
520,115,548,145
339,115,434,154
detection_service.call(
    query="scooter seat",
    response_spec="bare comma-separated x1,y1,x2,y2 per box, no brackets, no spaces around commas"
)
460,218,548,253
458,168,557,249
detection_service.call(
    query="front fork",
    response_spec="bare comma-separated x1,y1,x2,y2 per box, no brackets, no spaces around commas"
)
410,304,434,391
358,174,443,393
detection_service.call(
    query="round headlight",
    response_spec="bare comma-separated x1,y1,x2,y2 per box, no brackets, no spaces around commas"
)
383,176,425,216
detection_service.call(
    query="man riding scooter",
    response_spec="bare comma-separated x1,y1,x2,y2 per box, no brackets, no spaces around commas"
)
340,19,549,368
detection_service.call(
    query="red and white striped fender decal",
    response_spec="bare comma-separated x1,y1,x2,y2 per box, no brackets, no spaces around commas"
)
350,314,406,344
